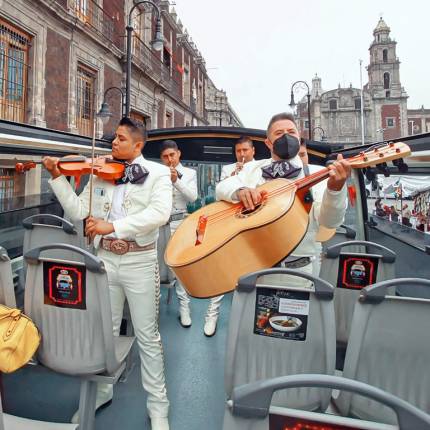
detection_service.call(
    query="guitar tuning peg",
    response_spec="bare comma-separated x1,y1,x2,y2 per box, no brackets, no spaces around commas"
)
376,162,390,177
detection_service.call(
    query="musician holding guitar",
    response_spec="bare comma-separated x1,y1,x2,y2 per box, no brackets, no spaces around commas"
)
216,112,351,288
43,118,171,430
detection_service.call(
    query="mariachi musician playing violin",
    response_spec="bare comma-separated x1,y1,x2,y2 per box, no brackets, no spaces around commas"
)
42,117,171,430
216,112,351,288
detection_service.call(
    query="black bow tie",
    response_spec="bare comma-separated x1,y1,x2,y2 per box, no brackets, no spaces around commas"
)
116,163,149,185
261,160,302,180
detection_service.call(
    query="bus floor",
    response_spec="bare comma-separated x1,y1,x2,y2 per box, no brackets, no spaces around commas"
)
2,289,233,430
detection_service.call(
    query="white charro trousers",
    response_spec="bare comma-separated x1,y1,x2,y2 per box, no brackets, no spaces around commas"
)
170,220,223,318
97,247,169,418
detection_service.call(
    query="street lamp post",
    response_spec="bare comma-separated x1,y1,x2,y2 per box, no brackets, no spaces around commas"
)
125,1,164,117
289,80,312,140
98,86,126,121
312,126,326,142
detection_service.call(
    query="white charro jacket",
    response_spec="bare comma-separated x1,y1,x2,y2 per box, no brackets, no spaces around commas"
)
171,163,198,214
49,156,172,248
215,155,348,259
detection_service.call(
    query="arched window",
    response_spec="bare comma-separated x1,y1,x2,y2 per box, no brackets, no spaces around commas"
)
329,99,337,110
383,72,390,89
383,49,388,63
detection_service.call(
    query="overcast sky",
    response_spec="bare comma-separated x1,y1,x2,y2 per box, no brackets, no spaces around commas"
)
174,0,429,129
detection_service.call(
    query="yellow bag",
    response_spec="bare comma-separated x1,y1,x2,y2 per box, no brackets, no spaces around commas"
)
0,304,40,373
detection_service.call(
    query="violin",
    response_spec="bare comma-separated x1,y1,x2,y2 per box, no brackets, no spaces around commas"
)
16,155,125,183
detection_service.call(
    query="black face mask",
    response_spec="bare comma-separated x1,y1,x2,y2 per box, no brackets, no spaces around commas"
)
272,133,300,160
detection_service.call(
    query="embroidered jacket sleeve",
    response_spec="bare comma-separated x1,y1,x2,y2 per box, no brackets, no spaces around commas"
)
216,161,262,202
113,170,172,238
310,184,348,229
173,168,198,203
49,175,92,221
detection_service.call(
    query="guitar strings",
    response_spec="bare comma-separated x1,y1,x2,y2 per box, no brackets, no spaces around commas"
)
203,146,401,225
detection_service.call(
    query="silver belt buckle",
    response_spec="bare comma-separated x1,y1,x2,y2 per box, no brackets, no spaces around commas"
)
110,239,129,255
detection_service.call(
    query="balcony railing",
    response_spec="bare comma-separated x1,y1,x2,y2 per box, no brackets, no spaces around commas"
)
132,35,169,83
70,0,114,43
132,35,183,103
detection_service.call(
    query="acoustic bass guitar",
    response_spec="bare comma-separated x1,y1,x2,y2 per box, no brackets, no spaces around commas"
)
165,142,411,298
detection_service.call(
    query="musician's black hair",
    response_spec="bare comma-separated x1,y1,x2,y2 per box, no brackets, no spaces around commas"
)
118,117,147,142
160,139,179,154
235,136,254,147
267,112,296,134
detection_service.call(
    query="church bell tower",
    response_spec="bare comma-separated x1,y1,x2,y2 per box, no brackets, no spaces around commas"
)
367,18,408,139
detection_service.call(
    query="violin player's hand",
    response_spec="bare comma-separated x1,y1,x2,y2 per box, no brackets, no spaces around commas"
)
85,217,114,240
327,154,351,192
42,156,62,179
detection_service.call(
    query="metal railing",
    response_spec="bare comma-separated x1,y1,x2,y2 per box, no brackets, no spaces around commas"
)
132,34,183,103
70,0,114,43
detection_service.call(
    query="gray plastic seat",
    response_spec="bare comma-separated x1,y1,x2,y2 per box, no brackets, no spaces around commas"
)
24,243,135,430
223,374,430,430
23,214,86,261
0,247,16,308
225,269,336,412
320,241,396,344
336,278,430,425
157,223,176,304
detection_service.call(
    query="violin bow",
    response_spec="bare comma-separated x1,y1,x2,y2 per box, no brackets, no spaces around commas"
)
86,105,98,246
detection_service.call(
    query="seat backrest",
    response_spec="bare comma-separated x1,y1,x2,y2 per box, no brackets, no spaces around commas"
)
225,269,336,412
157,224,174,284
336,278,430,425
320,241,396,344
24,243,120,375
0,247,16,308
223,374,430,430
23,214,86,261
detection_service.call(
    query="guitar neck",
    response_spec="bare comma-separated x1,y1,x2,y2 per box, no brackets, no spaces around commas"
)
295,141,411,191
296,168,330,191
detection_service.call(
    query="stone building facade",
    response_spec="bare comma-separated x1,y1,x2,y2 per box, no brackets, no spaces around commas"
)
296,18,414,146
205,78,243,127
0,0,240,137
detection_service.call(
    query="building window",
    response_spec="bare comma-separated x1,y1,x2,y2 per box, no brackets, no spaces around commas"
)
329,99,337,110
383,72,390,89
165,110,173,128
0,19,30,123
354,98,361,110
304,120,309,129
76,63,96,136
386,90,390,98
183,67,190,105
0,168,14,200
163,48,171,73
383,49,388,63
130,111,147,127
386,117,395,128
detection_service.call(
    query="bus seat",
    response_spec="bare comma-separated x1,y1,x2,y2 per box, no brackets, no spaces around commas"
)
157,224,176,304
320,241,396,345
223,374,430,430
23,214,86,264
0,247,16,308
23,243,135,430
225,269,335,412
336,278,430,425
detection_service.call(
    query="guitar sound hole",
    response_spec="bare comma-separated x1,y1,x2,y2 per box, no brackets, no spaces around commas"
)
237,203,264,218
